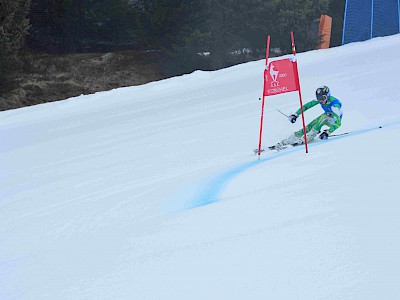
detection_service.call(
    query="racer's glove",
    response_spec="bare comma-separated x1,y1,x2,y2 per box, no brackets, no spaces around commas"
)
325,112,333,117
319,130,329,140
288,114,298,124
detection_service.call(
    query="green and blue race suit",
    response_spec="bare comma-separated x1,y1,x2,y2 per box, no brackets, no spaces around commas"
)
294,96,343,137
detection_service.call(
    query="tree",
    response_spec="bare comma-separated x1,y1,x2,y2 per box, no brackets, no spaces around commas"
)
203,0,281,68
132,0,185,49
0,0,31,83
26,0,64,52
27,0,140,53
167,0,329,72
327,0,345,47
267,0,330,52
80,0,139,51
24,0,333,70
0,0,31,58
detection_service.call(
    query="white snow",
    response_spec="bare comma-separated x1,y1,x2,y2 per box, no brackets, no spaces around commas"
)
1,34,400,299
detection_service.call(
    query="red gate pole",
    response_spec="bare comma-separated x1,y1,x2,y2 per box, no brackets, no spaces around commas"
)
290,31,309,153
257,35,271,158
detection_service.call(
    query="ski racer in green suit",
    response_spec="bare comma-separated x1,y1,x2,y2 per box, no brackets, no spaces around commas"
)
273,86,343,149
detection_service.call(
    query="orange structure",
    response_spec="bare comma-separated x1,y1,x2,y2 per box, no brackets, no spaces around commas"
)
316,15,332,49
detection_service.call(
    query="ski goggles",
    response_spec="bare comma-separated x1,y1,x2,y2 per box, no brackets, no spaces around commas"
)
317,94,328,103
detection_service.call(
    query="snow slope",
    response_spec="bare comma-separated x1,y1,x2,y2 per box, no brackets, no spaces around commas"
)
1,35,400,299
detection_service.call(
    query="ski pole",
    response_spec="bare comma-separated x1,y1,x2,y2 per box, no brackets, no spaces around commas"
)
258,98,289,118
271,106,289,118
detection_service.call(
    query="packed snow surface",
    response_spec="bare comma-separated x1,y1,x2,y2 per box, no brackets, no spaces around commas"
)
1,35,400,299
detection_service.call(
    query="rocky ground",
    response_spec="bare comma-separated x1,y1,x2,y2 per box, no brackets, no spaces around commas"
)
0,50,167,111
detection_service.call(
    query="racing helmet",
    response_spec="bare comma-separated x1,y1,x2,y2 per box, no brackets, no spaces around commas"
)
316,86,330,103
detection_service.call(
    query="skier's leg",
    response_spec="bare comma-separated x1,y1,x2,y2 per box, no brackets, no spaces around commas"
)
287,117,320,145
273,118,318,149
309,114,338,139
272,115,331,150
302,114,336,142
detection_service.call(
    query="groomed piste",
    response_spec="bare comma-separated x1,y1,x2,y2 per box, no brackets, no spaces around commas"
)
1,34,400,299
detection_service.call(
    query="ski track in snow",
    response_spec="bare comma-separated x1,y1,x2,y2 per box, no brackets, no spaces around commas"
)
167,121,400,212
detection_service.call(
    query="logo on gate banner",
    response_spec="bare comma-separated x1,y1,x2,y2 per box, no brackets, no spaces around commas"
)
264,58,298,96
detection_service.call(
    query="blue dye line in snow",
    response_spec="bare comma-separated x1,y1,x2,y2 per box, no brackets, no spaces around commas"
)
171,121,400,212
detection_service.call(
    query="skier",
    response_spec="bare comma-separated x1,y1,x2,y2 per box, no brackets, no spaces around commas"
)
270,86,343,150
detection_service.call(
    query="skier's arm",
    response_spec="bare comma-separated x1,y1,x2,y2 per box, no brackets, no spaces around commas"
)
294,100,319,116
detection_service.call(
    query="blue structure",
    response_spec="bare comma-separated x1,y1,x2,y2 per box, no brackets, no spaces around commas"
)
342,0,400,44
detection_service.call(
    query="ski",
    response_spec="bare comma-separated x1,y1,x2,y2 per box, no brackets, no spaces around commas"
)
253,148,265,154
268,145,288,151
268,143,302,152
267,141,311,152
256,126,384,155
329,126,382,137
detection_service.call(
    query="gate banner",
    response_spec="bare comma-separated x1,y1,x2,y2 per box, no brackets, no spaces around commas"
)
263,58,298,96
